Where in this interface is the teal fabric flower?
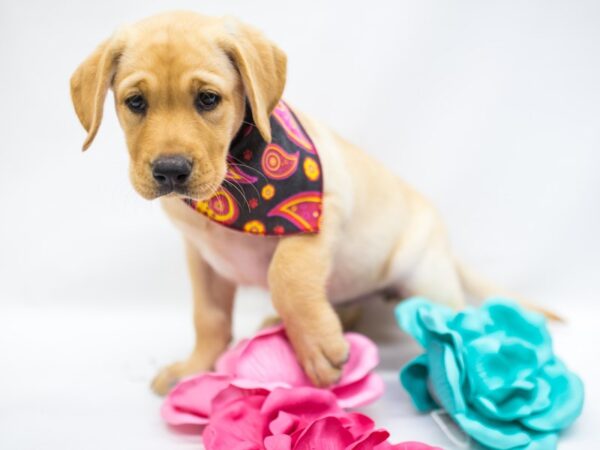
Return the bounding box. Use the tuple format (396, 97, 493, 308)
(395, 298, 584, 450)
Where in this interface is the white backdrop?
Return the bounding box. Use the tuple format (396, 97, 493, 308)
(1, 1, 598, 448)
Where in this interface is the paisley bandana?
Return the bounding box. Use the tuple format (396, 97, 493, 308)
(184, 101, 323, 236)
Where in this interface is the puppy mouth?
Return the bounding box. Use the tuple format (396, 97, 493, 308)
(155, 181, 222, 201)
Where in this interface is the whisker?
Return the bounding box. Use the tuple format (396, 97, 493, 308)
(234, 177, 257, 208)
(202, 181, 220, 206)
(229, 162, 268, 181)
(227, 171, 261, 199)
(228, 178, 252, 211)
(228, 156, 269, 184)
(223, 179, 251, 213)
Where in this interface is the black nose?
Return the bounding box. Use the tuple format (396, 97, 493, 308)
(152, 156, 192, 188)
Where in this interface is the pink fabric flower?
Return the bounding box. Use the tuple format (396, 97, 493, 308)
(162, 325, 384, 426)
(202, 385, 441, 450)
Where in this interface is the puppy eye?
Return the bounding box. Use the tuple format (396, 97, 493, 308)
(125, 94, 147, 114)
(195, 91, 220, 112)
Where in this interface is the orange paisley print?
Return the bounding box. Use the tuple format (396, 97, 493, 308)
(243, 220, 266, 235)
(261, 184, 276, 200)
(303, 157, 320, 181)
(193, 188, 239, 225)
(261, 144, 299, 180)
(267, 191, 322, 233)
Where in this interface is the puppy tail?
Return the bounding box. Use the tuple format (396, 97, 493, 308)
(455, 261, 564, 322)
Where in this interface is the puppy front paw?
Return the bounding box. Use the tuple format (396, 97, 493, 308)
(151, 358, 210, 396)
(291, 328, 350, 388)
(151, 361, 186, 396)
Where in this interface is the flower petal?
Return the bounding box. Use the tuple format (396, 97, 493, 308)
(521, 359, 584, 431)
(399, 355, 437, 412)
(417, 307, 466, 400)
(463, 335, 554, 422)
(215, 340, 249, 375)
(161, 373, 232, 426)
(426, 339, 466, 415)
(260, 387, 342, 425)
(448, 307, 491, 343)
(453, 410, 531, 449)
(465, 335, 538, 401)
(231, 326, 311, 386)
(517, 432, 558, 450)
(293, 416, 354, 450)
(216, 325, 287, 374)
(338, 333, 380, 386)
(403, 302, 469, 415)
(264, 434, 292, 450)
(269, 411, 300, 435)
(483, 300, 553, 365)
(395, 297, 453, 347)
(333, 373, 385, 409)
(345, 429, 389, 450)
(230, 379, 292, 391)
(202, 386, 268, 450)
(338, 412, 376, 439)
(472, 376, 551, 422)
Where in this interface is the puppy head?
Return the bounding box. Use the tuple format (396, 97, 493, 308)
(70, 12, 287, 200)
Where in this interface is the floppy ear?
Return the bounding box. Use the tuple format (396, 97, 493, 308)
(220, 19, 287, 143)
(70, 36, 125, 151)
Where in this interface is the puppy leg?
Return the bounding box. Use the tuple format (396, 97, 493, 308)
(259, 303, 362, 332)
(398, 244, 466, 309)
(268, 233, 349, 388)
(151, 240, 236, 395)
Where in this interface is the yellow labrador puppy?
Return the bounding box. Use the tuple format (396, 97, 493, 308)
(71, 11, 548, 395)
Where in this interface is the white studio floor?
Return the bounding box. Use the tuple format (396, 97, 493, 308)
(1, 289, 597, 450)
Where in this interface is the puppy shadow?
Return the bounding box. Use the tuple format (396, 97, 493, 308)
(165, 423, 205, 437)
(352, 297, 421, 371)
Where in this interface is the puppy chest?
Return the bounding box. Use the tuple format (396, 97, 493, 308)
(190, 225, 278, 287)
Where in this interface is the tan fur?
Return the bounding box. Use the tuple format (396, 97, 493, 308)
(71, 11, 555, 395)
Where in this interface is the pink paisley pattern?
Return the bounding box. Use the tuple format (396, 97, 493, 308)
(261, 144, 300, 180)
(272, 101, 317, 154)
(184, 100, 323, 235)
(267, 191, 322, 233)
